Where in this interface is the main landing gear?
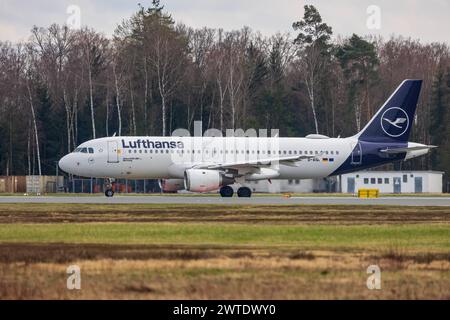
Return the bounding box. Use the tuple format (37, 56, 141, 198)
(219, 186, 252, 198)
(104, 178, 115, 198)
(220, 186, 234, 197)
(237, 187, 252, 198)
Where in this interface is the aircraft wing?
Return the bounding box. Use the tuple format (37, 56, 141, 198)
(194, 154, 321, 171)
(379, 145, 437, 154)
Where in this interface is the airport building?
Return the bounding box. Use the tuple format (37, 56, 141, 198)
(340, 171, 444, 194)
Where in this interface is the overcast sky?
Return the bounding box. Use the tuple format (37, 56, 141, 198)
(1, 0, 449, 43)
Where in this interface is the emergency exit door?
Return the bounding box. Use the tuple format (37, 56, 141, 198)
(351, 143, 362, 165)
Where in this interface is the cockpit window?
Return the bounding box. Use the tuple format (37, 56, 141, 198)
(73, 147, 94, 153)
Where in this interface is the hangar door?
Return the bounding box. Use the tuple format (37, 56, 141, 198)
(107, 141, 119, 163)
(347, 178, 355, 193)
(415, 177, 423, 193)
(393, 177, 401, 194)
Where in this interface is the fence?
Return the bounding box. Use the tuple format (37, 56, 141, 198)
(0, 176, 27, 193)
(65, 178, 161, 194)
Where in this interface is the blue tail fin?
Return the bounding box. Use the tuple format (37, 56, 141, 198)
(357, 80, 422, 143)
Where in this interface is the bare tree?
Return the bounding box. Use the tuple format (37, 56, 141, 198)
(293, 5, 333, 134)
(78, 28, 109, 139)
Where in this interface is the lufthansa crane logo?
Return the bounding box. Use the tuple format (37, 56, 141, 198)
(380, 107, 409, 137)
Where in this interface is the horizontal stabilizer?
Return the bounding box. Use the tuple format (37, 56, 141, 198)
(380, 145, 437, 154)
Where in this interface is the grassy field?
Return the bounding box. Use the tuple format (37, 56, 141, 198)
(0, 203, 449, 299)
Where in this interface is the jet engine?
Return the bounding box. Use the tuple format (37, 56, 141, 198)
(184, 169, 234, 192)
(159, 179, 185, 193)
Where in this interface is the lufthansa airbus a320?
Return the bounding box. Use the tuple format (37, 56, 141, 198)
(59, 80, 435, 198)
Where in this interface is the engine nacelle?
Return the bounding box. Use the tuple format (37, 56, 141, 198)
(184, 169, 234, 193)
(159, 179, 185, 193)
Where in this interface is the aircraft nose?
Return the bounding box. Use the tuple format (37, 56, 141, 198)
(58, 155, 71, 173)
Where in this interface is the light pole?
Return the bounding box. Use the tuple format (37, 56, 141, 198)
(55, 161, 59, 192)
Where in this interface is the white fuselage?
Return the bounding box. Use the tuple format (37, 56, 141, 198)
(59, 136, 355, 180)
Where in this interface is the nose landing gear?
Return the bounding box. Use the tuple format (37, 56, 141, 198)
(105, 189, 115, 198)
(104, 178, 115, 198)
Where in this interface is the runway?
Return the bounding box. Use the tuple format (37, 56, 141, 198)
(0, 195, 449, 206)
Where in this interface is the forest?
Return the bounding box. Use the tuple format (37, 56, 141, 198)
(0, 2, 449, 185)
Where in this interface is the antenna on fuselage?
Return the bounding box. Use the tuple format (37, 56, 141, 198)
(112, 132, 117, 137)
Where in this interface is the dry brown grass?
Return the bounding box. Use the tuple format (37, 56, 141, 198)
(1, 246, 449, 300)
(0, 203, 449, 225)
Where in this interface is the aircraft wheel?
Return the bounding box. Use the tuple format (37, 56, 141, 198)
(220, 186, 234, 198)
(105, 189, 114, 198)
(237, 187, 252, 198)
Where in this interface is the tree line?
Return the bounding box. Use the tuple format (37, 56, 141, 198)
(0, 2, 449, 185)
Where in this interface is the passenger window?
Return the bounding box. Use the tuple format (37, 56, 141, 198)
(364, 178, 369, 184)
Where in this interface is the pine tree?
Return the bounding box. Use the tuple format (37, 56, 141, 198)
(430, 66, 450, 179)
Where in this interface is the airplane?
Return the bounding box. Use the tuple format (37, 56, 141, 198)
(58, 80, 436, 198)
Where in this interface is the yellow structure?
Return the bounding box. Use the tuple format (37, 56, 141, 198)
(358, 189, 380, 198)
